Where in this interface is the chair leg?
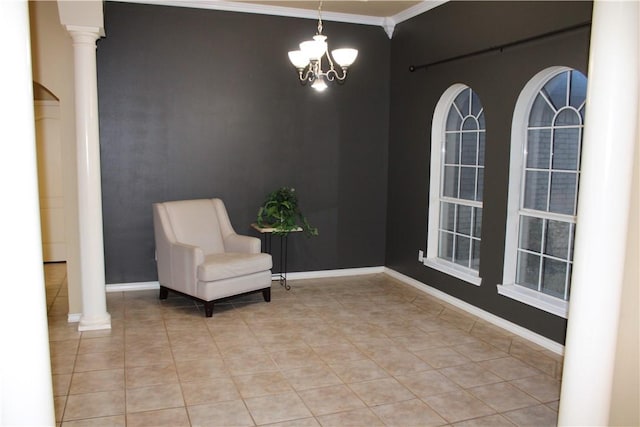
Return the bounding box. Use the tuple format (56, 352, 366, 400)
(262, 287, 271, 302)
(204, 301, 214, 317)
(159, 286, 169, 300)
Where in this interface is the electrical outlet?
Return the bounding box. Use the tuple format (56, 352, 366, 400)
(418, 250, 424, 262)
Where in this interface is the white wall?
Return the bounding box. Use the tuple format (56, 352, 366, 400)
(0, 1, 55, 424)
(29, 0, 82, 316)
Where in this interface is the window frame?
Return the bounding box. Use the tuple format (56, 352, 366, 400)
(424, 84, 484, 286)
(498, 66, 584, 318)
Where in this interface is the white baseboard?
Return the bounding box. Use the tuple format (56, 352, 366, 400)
(384, 267, 565, 355)
(281, 266, 385, 281)
(105, 268, 386, 293)
(67, 313, 81, 323)
(106, 281, 160, 292)
(104, 266, 563, 355)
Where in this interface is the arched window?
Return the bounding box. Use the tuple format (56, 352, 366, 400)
(424, 85, 485, 286)
(499, 67, 587, 317)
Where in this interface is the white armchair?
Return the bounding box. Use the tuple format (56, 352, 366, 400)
(152, 198, 272, 317)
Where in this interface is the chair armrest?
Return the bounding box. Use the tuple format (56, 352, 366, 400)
(224, 234, 261, 254)
(171, 242, 204, 296)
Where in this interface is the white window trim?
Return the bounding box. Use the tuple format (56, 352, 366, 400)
(425, 83, 482, 287)
(497, 284, 569, 318)
(424, 257, 482, 286)
(499, 66, 572, 318)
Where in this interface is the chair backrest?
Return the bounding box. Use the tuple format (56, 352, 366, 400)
(162, 199, 228, 255)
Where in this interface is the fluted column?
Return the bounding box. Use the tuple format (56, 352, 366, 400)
(558, 0, 639, 424)
(67, 26, 111, 331)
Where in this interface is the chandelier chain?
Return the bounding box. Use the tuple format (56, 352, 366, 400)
(317, 1, 323, 34)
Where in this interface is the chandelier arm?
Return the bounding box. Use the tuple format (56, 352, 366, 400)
(325, 68, 348, 81)
(325, 46, 336, 73)
(299, 69, 314, 82)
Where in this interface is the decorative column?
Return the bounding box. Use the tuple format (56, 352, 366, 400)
(558, 0, 639, 425)
(67, 25, 111, 331)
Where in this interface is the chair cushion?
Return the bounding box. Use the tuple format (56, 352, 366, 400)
(165, 199, 225, 255)
(198, 252, 272, 282)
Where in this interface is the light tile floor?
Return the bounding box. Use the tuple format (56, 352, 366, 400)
(45, 263, 563, 426)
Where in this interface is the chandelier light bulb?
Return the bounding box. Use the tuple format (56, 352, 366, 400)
(288, 50, 310, 69)
(299, 35, 327, 61)
(311, 76, 328, 92)
(331, 48, 358, 68)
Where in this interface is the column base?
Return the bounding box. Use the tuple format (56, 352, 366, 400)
(78, 312, 111, 331)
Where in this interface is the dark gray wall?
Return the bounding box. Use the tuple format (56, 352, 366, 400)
(98, 2, 390, 283)
(386, 1, 592, 344)
(98, 0, 592, 344)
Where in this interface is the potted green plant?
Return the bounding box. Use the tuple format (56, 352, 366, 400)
(256, 187, 318, 237)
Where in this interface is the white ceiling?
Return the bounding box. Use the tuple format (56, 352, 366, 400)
(119, 0, 447, 37)
(237, 1, 424, 17)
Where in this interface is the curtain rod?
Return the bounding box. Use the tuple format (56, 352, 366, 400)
(409, 21, 591, 72)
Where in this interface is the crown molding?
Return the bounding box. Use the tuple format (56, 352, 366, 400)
(391, 0, 448, 25)
(116, 0, 386, 25)
(112, 0, 447, 38)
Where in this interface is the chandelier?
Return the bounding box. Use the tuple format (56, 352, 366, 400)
(287, 2, 358, 92)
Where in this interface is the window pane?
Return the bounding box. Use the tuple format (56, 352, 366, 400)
(517, 251, 540, 290)
(446, 107, 462, 131)
(523, 171, 549, 211)
(471, 239, 481, 271)
(476, 168, 484, 202)
(440, 202, 456, 232)
(442, 166, 459, 198)
(549, 172, 577, 215)
(552, 128, 580, 171)
(526, 129, 551, 169)
(555, 109, 580, 126)
(519, 216, 543, 253)
(543, 72, 568, 111)
(439, 231, 454, 261)
(461, 131, 477, 165)
(471, 91, 483, 117)
(444, 133, 459, 164)
(478, 132, 485, 166)
(566, 264, 573, 300)
(569, 70, 587, 110)
(455, 235, 470, 268)
(457, 205, 472, 236)
(473, 207, 482, 238)
(529, 94, 555, 126)
(459, 167, 476, 200)
(478, 110, 485, 129)
(544, 220, 570, 259)
(462, 117, 478, 131)
(454, 89, 471, 116)
(542, 258, 568, 299)
(569, 223, 575, 259)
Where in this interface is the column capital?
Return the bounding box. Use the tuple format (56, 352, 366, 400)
(64, 25, 104, 41)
